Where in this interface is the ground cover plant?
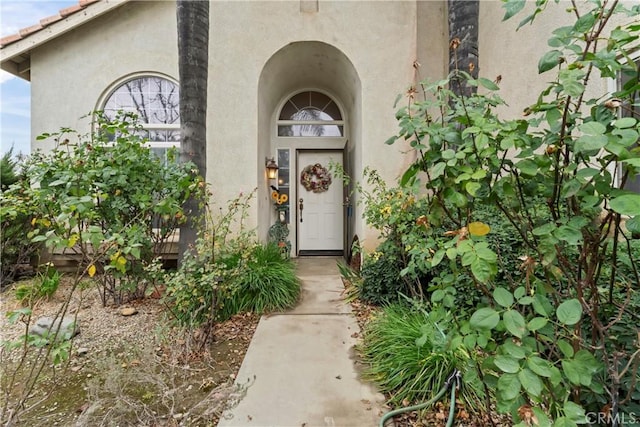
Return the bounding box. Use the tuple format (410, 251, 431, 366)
(355, 0, 640, 425)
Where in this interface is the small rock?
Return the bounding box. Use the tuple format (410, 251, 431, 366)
(29, 316, 80, 341)
(76, 347, 89, 356)
(121, 307, 138, 316)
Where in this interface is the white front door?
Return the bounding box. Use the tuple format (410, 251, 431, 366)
(297, 150, 344, 254)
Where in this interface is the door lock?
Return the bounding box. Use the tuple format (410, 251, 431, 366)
(299, 198, 304, 223)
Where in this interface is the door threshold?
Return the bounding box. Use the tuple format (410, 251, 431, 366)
(298, 250, 343, 257)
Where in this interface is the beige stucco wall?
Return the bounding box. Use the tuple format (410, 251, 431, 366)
(26, 0, 633, 255)
(31, 1, 178, 151)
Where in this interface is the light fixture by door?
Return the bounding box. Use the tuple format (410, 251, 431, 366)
(265, 157, 279, 180)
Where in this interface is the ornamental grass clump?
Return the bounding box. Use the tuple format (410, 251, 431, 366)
(360, 303, 485, 410)
(224, 243, 300, 318)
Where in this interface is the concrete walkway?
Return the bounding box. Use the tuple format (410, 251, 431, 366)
(218, 257, 386, 427)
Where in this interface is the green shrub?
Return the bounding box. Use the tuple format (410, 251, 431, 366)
(360, 302, 485, 409)
(360, 240, 411, 305)
(222, 243, 299, 319)
(0, 153, 40, 286)
(14, 264, 61, 305)
(27, 111, 198, 305)
(164, 190, 256, 327)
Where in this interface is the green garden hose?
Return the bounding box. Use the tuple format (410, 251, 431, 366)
(379, 369, 461, 427)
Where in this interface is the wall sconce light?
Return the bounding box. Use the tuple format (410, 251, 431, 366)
(265, 157, 279, 180)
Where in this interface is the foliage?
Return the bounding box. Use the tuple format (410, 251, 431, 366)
(14, 263, 61, 305)
(360, 240, 413, 305)
(0, 153, 40, 286)
(25, 111, 199, 305)
(356, 168, 432, 301)
(382, 0, 640, 424)
(0, 149, 19, 190)
(164, 190, 256, 328)
(360, 302, 485, 410)
(222, 243, 300, 319)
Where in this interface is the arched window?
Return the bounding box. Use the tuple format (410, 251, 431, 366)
(102, 75, 180, 160)
(277, 91, 344, 137)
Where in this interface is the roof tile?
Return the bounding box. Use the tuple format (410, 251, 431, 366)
(60, 4, 83, 18)
(0, 33, 22, 48)
(19, 23, 43, 38)
(40, 14, 64, 28)
(1, 0, 102, 49)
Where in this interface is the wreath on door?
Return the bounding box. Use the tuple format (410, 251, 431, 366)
(300, 163, 332, 193)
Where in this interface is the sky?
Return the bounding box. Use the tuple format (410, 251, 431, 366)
(1, 0, 77, 156)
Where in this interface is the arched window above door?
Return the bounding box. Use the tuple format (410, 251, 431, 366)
(277, 91, 344, 137)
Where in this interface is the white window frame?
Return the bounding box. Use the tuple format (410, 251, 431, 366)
(96, 72, 180, 159)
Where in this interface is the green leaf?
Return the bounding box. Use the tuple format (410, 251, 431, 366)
(471, 257, 494, 283)
(556, 299, 582, 326)
(503, 341, 527, 359)
(625, 215, 640, 235)
(527, 356, 553, 377)
(610, 194, 640, 216)
(470, 307, 500, 330)
(532, 294, 553, 317)
(538, 50, 562, 73)
(613, 117, 637, 129)
(561, 362, 582, 386)
(497, 373, 521, 400)
(580, 121, 606, 135)
(503, 309, 526, 338)
(431, 162, 446, 179)
(478, 77, 500, 91)
(384, 135, 398, 145)
(518, 368, 543, 397)
(531, 408, 552, 427)
(563, 401, 586, 422)
(554, 417, 578, 427)
(557, 339, 574, 358)
(465, 181, 481, 197)
(575, 134, 607, 153)
(495, 355, 521, 374)
(573, 12, 595, 33)
(554, 225, 582, 246)
(502, 0, 526, 21)
(527, 317, 548, 331)
(493, 287, 514, 308)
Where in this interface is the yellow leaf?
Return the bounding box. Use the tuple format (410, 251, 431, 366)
(68, 234, 79, 248)
(468, 221, 491, 236)
(88, 264, 96, 277)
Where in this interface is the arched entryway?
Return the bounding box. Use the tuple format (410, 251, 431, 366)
(257, 41, 362, 257)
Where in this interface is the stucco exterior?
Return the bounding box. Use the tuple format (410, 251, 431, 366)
(1, 0, 636, 256)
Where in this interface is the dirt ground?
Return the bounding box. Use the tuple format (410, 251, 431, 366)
(0, 277, 259, 426)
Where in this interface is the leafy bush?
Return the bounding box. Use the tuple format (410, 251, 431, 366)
(0, 154, 41, 286)
(222, 243, 299, 319)
(164, 190, 256, 327)
(360, 240, 412, 305)
(360, 302, 485, 409)
(383, 0, 640, 422)
(26, 111, 198, 305)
